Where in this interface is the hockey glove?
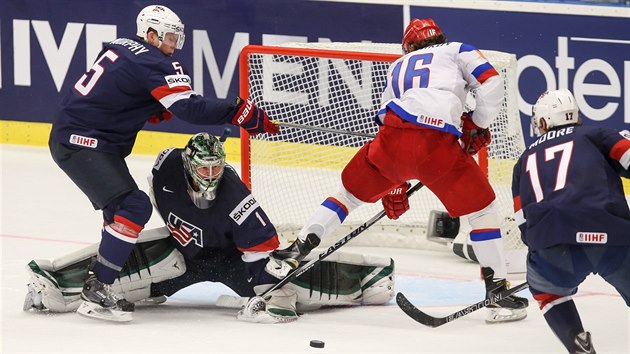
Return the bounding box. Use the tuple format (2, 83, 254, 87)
(264, 255, 295, 280)
(231, 97, 279, 135)
(382, 182, 411, 220)
(237, 285, 298, 323)
(460, 112, 491, 155)
(147, 110, 173, 124)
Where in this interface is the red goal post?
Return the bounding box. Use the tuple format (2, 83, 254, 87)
(238, 43, 525, 257)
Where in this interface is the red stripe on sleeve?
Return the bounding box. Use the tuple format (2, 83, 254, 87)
(150, 84, 191, 100)
(609, 139, 630, 161)
(513, 195, 522, 212)
(476, 68, 499, 84)
(238, 234, 280, 253)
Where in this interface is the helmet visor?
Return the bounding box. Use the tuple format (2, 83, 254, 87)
(163, 31, 185, 50)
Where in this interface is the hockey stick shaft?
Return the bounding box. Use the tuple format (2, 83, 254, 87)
(272, 120, 376, 139)
(396, 281, 529, 328)
(260, 182, 424, 298)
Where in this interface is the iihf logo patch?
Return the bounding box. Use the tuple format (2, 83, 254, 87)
(69, 134, 98, 148)
(167, 212, 203, 248)
(576, 232, 607, 244)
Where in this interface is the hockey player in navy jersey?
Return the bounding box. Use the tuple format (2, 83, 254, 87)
(275, 18, 528, 324)
(25, 133, 395, 323)
(512, 89, 630, 353)
(47, 5, 278, 322)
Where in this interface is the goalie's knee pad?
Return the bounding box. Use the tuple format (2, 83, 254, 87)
(112, 239, 186, 302)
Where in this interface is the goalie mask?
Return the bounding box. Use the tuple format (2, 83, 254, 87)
(182, 133, 226, 209)
(402, 18, 445, 54)
(531, 89, 580, 136)
(136, 5, 185, 50)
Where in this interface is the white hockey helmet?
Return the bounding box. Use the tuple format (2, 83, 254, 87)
(136, 5, 185, 50)
(531, 89, 579, 135)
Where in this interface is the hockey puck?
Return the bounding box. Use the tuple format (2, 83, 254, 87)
(309, 340, 325, 348)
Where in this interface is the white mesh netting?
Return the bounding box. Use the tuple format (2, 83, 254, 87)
(241, 42, 525, 251)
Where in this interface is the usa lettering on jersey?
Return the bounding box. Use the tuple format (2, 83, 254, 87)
(230, 194, 259, 225)
(167, 212, 203, 247)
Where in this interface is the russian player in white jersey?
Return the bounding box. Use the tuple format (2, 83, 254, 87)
(277, 18, 528, 323)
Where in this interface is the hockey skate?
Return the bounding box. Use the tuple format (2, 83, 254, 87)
(77, 273, 135, 322)
(482, 267, 528, 324)
(573, 331, 596, 354)
(272, 233, 320, 268)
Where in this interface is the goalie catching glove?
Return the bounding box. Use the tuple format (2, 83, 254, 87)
(460, 111, 491, 155)
(382, 182, 411, 220)
(231, 97, 279, 135)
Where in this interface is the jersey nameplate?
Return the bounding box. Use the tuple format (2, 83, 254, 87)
(230, 194, 259, 225)
(576, 232, 607, 244)
(153, 148, 175, 171)
(69, 134, 98, 148)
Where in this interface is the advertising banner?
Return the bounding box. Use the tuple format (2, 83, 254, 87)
(1, 1, 627, 145)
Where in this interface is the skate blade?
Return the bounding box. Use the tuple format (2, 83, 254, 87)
(485, 307, 527, 324)
(77, 301, 133, 322)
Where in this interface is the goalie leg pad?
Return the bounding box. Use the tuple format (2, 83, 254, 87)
(111, 239, 186, 302)
(23, 238, 185, 312)
(24, 260, 83, 312)
(288, 252, 395, 311)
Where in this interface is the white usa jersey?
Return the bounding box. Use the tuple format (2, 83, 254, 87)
(377, 42, 503, 135)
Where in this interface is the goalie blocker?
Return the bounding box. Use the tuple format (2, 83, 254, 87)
(23, 227, 395, 313)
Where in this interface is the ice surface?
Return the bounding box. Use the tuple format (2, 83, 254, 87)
(1, 145, 628, 353)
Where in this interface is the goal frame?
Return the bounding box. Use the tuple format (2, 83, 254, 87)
(238, 44, 489, 189)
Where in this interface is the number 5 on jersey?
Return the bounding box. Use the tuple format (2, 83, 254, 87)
(74, 50, 119, 96)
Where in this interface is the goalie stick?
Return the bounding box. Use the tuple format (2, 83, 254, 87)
(256, 182, 424, 300)
(272, 120, 376, 139)
(396, 281, 529, 328)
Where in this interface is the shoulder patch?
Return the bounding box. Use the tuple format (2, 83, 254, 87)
(165, 74, 192, 89)
(153, 148, 175, 171)
(230, 194, 260, 226)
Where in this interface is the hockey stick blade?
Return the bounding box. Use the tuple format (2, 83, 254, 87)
(272, 120, 375, 139)
(396, 281, 529, 328)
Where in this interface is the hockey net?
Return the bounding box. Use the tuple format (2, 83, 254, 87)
(238, 43, 525, 254)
